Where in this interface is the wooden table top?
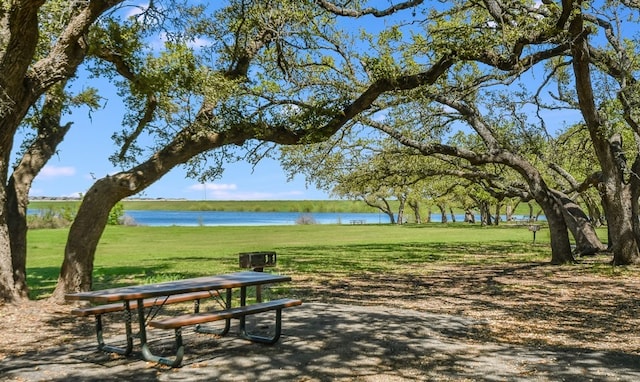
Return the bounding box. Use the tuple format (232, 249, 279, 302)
(65, 271, 291, 303)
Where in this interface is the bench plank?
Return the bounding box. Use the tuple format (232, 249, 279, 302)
(71, 290, 219, 317)
(149, 298, 302, 329)
(143, 298, 302, 367)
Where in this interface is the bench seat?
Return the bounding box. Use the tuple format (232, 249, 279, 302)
(72, 290, 220, 356)
(144, 298, 302, 367)
(149, 298, 302, 329)
(71, 290, 218, 317)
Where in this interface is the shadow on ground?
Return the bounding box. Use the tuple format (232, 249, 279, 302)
(2, 303, 640, 381)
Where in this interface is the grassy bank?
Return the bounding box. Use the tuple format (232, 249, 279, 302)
(26, 223, 555, 299)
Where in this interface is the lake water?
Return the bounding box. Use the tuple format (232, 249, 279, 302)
(123, 210, 539, 226)
(30, 208, 539, 226)
(124, 210, 388, 226)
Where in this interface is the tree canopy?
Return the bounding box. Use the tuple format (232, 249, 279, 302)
(284, 0, 640, 264)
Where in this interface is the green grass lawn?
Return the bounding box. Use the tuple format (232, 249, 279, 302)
(26, 223, 555, 299)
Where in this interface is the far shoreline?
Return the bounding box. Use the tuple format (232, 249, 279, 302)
(28, 198, 388, 214)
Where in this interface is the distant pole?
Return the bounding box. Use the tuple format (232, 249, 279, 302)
(203, 183, 206, 200)
(528, 224, 541, 244)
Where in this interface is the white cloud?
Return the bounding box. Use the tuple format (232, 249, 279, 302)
(65, 191, 84, 198)
(189, 183, 238, 192)
(39, 165, 76, 178)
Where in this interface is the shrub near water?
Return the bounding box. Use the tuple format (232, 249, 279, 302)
(28, 207, 76, 229)
(107, 201, 125, 225)
(295, 214, 317, 225)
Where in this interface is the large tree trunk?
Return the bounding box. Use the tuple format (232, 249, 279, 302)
(551, 190, 606, 256)
(408, 199, 422, 224)
(53, 178, 124, 298)
(630, 154, 640, 253)
(6, 183, 29, 298)
(602, 180, 638, 264)
(478, 201, 491, 226)
(437, 203, 447, 223)
(569, 13, 640, 264)
(0, 136, 31, 302)
(535, 188, 575, 264)
(494, 201, 502, 226)
(0, 0, 46, 303)
(396, 194, 407, 224)
(7, 86, 72, 298)
(0, 208, 20, 302)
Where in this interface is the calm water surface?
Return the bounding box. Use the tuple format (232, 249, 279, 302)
(29, 208, 539, 226)
(124, 210, 387, 226)
(123, 210, 539, 226)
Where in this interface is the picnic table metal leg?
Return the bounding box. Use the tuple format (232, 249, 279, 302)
(124, 301, 134, 353)
(94, 302, 134, 356)
(237, 286, 283, 345)
(238, 308, 283, 345)
(195, 288, 231, 336)
(139, 297, 184, 367)
(135, 298, 146, 344)
(141, 337, 184, 368)
(140, 289, 232, 367)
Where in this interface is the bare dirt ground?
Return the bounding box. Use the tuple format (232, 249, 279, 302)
(285, 254, 640, 354)
(2, 254, 640, 381)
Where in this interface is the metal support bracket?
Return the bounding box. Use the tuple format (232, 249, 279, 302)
(94, 301, 134, 355)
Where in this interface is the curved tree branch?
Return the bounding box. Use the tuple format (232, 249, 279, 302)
(315, 0, 424, 17)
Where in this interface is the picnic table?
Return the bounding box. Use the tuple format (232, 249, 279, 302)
(65, 271, 301, 367)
